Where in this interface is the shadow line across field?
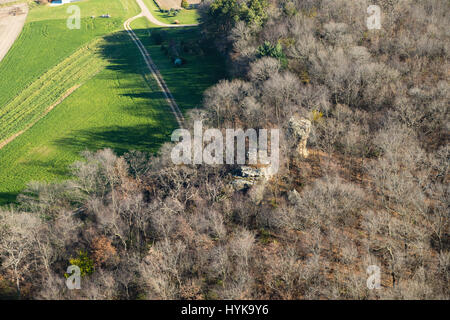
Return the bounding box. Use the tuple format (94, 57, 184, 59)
(0, 22, 225, 205)
(0, 30, 176, 205)
(53, 30, 177, 156)
(53, 26, 225, 157)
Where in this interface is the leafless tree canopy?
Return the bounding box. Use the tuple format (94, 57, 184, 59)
(0, 0, 448, 299)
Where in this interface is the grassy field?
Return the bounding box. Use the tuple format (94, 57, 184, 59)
(0, 31, 178, 204)
(143, 0, 199, 25)
(131, 17, 225, 112)
(0, 0, 225, 205)
(0, 39, 107, 143)
(0, 0, 141, 107)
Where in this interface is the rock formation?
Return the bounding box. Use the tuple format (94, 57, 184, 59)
(232, 166, 270, 191)
(287, 116, 311, 158)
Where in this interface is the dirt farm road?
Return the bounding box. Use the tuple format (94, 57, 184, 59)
(0, 3, 28, 63)
(124, 0, 198, 127)
(0, 0, 190, 150)
(136, 0, 198, 28)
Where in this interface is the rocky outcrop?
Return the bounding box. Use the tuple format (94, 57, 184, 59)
(232, 166, 273, 204)
(232, 178, 254, 191)
(232, 166, 272, 192)
(287, 189, 301, 205)
(287, 116, 311, 158)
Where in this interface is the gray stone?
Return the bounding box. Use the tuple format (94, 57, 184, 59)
(287, 116, 311, 158)
(232, 178, 255, 191)
(287, 189, 301, 205)
(240, 166, 264, 178)
(232, 166, 273, 192)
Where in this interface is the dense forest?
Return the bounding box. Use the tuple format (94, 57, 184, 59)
(0, 0, 448, 299)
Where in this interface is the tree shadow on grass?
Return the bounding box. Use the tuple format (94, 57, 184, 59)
(0, 161, 71, 206)
(22, 159, 71, 177)
(98, 31, 148, 78)
(0, 192, 18, 206)
(52, 31, 179, 157)
(98, 27, 226, 112)
(3, 26, 224, 206)
(1, 31, 175, 206)
(54, 124, 173, 156)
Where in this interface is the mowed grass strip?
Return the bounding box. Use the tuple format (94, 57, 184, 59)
(0, 38, 107, 144)
(130, 17, 226, 113)
(0, 0, 141, 108)
(0, 3, 226, 205)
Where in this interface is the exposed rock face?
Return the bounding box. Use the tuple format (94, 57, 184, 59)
(287, 116, 311, 158)
(232, 166, 272, 192)
(232, 166, 272, 204)
(232, 178, 254, 191)
(240, 166, 267, 178)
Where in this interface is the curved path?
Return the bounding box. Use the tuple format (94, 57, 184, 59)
(136, 0, 198, 28)
(124, 15, 185, 127)
(124, 0, 200, 127)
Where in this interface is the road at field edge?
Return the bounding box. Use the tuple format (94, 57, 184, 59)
(124, 0, 199, 127)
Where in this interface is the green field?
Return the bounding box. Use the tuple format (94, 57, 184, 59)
(0, 0, 140, 108)
(0, 39, 107, 143)
(0, 31, 178, 204)
(130, 17, 225, 111)
(144, 0, 200, 25)
(0, 0, 225, 205)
